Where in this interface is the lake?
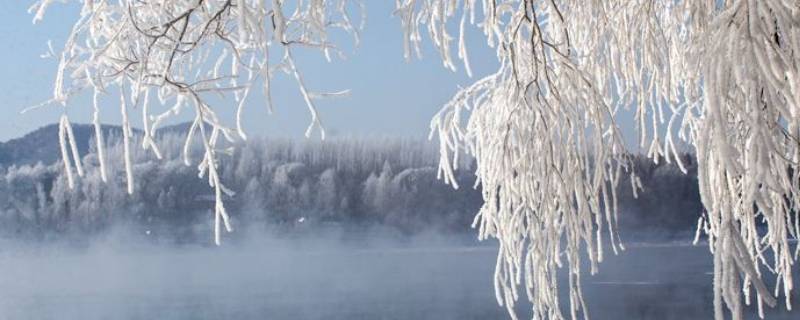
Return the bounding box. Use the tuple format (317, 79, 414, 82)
(0, 234, 798, 319)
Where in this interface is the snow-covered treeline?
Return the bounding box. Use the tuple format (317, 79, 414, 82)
(0, 132, 479, 240)
(0, 131, 700, 242)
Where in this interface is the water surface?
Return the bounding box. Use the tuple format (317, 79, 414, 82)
(1, 235, 797, 320)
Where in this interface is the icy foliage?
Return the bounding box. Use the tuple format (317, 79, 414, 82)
(398, 1, 685, 318)
(399, 1, 800, 319)
(687, 2, 800, 319)
(28, 0, 363, 245)
(29, 0, 800, 319)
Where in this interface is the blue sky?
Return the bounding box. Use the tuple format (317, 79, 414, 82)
(0, 2, 498, 142)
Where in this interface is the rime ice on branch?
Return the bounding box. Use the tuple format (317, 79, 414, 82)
(28, 0, 363, 245)
(30, 1, 800, 320)
(399, 1, 800, 320)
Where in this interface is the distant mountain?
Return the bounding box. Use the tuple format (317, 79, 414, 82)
(0, 123, 190, 167)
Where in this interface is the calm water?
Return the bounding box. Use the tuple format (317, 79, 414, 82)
(0, 235, 798, 320)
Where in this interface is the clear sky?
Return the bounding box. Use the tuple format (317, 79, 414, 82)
(0, 2, 498, 142)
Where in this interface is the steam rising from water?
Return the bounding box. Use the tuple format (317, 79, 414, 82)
(0, 227, 797, 319)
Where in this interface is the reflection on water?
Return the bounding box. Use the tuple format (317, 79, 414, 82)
(0, 235, 798, 320)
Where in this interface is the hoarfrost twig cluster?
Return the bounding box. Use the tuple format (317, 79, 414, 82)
(30, 0, 800, 319)
(28, 0, 363, 245)
(400, 0, 800, 319)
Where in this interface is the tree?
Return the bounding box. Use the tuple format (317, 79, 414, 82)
(315, 167, 339, 218)
(28, 0, 362, 245)
(30, 1, 800, 320)
(400, 2, 799, 319)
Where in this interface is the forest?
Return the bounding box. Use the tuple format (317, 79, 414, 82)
(0, 124, 701, 243)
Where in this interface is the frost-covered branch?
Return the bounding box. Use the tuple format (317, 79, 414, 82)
(29, 0, 363, 244)
(400, 1, 800, 319)
(29, 0, 800, 319)
(686, 1, 800, 319)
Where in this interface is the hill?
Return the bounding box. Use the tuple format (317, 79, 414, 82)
(0, 123, 192, 167)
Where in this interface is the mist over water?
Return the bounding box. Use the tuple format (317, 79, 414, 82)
(1, 227, 798, 320)
(0, 227, 503, 320)
(0, 129, 742, 319)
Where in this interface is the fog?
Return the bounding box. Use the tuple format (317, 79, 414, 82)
(2, 226, 798, 320)
(4, 126, 783, 319)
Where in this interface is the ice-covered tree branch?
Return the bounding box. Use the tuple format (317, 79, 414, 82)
(29, 0, 363, 244)
(400, 1, 799, 319)
(29, 0, 800, 319)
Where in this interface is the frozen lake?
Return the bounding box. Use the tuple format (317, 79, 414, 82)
(0, 235, 798, 320)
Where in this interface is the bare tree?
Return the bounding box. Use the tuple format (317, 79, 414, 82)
(30, 1, 800, 320)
